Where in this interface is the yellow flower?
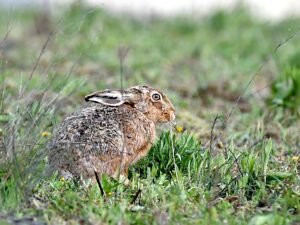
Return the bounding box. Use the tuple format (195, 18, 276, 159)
(292, 156, 299, 162)
(41, 131, 51, 137)
(60, 177, 65, 182)
(175, 125, 184, 133)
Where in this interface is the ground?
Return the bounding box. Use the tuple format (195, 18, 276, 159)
(0, 3, 300, 225)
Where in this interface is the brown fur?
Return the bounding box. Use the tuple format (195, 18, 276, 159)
(48, 86, 175, 180)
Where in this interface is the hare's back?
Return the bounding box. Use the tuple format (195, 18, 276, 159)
(49, 104, 125, 162)
(48, 102, 155, 178)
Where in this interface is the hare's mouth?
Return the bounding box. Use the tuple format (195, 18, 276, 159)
(170, 111, 176, 122)
(168, 119, 177, 129)
(167, 120, 176, 127)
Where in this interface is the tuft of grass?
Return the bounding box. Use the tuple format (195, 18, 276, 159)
(270, 66, 300, 115)
(130, 131, 203, 180)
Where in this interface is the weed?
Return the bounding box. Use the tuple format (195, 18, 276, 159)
(270, 66, 300, 115)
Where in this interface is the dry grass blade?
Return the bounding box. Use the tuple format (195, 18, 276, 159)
(130, 189, 142, 205)
(225, 26, 300, 124)
(94, 169, 105, 197)
(28, 30, 54, 81)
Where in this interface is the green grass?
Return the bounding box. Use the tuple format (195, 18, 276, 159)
(0, 2, 300, 224)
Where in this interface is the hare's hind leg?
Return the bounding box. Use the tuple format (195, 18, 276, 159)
(59, 170, 74, 180)
(97, 158, 130, 185)
(114, 164, 130, 186)
(58, 170, 92, 187)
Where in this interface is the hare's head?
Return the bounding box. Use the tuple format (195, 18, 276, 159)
(85, 85, 175, 124)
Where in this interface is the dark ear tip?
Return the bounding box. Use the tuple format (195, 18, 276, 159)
(85, 92, 98, 102)
(85, 95, 91, 102)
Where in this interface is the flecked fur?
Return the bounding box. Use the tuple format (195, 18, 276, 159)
(48, 86, 175, 180)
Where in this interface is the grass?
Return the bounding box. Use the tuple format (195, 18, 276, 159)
(0, 2, 300, 224)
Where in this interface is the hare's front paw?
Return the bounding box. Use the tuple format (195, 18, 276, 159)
(79, 177, 93, 188)
(60, 170, 74, 180)
(118, 174, 130, 186)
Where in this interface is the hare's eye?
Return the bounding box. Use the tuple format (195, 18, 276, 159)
(152, 93, 161, 101)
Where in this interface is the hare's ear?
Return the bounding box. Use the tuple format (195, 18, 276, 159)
(85, 90, 125, 106)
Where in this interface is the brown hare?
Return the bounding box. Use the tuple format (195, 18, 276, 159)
(48, 85, 175, 181)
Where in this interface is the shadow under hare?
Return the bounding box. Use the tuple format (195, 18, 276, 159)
(48, 85, 175, 181)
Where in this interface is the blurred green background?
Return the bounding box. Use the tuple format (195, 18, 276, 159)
(0, 2, 300, 224)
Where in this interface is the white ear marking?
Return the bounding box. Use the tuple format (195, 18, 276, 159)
(87, 97, 125, 106)
(85, 90, 126, 106)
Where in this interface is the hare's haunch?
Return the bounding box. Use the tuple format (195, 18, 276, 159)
(48, 85, 175, 180)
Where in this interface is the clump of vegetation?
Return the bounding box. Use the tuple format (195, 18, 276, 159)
(131, 132, 203, 179)
(270, 66, 300, 115)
